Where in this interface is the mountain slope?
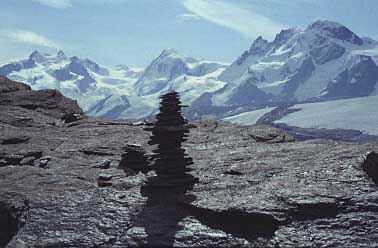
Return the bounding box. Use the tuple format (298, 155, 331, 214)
(0, 51, 142, 112)
(201, 20, 378, 111)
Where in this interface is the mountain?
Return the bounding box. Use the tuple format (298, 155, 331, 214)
(0, 49, 227, 119)
(0, 50, 142, 112)
(2, 20, 378, 120)
(190, 20, 378, 116)
(135, 49, 226, 96)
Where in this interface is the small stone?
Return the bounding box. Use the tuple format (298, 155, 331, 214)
(40, 156, 53, 161)
(98, 173, 113, 181)
(132, 121, 145, 126)
(24, 151, 43, 159)
(20, 156, 36, 166)
(38, 156, 53, 168)
(223, 170, 245, 176)
(98, 181, 113, 187)
(1, 136, 30, 145)
(38, 158, 52, 168)
(62, 113, 82, 123)
(4, 154, 24, 164)
(93, 159, 111, 169)
(186, 123, 197, 129)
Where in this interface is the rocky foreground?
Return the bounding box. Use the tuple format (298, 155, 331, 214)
(1, 76, 378, 248)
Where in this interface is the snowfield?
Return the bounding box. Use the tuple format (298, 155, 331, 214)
(275, 96, 378, 135)
(223, 107, 275, 125)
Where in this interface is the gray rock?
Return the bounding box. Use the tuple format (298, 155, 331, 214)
(0, 77, 83, 121)
(92, 159, 111, 169)
(0, 76, 31, 93)
(97, 181, 113, 187)
(98, 173, 113, 181)
(1, 83, 378, 247)
(37, 156, 53, 168)
(1, 136, 30, 145)
(19, 157, 36, 166)
(362, 151, 378, 184)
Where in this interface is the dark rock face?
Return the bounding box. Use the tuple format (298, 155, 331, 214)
(322, 55, 378, 99)
(87, 95, 131, 120)
(53, 68, 74, 81)
(228, 79, 272, 106)
(282, 57, 316, 98)
(309, 20, 364, 45)
(0, 197, 29, 247)
(310, 42, 346, 65)
(1, 82, 378, 247)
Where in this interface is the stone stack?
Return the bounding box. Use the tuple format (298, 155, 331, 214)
(146, 91, 197, 187)
(119, 144, 150, 174)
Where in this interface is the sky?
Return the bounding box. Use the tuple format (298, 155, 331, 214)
(0, 0, 378, 67)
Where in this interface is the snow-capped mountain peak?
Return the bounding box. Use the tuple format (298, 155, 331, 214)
(196, 19, 378, 114)
(29, 50, 47, 63)
(57, 50, 66, 57)
(306, 19, 363, 45)
(135, 49, 226, 96)
(2, 20, 376, 121)
(1, 48, 227, 120)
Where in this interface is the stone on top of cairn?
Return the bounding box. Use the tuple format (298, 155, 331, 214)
(145, 91, 198, 188)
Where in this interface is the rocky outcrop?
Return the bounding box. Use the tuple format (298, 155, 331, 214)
(1, 81, 378, 247)
(0, 77, 83, 123)
(0, 76, 31, 93)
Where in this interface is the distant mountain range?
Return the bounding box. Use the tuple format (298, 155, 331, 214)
(1, 20, 378, 120)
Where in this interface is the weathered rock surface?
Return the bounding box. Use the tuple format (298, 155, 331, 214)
(1, 78, 378, 247)
(0, 76, 31, 94)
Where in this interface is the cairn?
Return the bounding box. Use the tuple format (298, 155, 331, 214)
(145, 91, 198, 187)
(119, 144, 150, 174)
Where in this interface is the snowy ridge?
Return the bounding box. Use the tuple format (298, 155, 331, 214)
(197, 20, 378, 113)
(1, 49, 227, 119)
(1, 20, 378, 120)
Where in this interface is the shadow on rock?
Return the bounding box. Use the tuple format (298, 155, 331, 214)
(127, 181, 196, 248)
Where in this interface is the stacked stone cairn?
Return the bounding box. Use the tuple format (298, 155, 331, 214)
(119, 144, 150, 174)
(145, 91, 198, 188)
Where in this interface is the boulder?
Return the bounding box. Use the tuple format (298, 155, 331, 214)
(362, 151, 378, 184)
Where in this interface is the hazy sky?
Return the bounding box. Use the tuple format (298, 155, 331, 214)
(1, 0, 378, 67)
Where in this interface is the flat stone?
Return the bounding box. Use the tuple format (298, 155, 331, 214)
(19, 157, 36, 166)
(1, 136, 30, 145)
(97, 181, 113, 187)
(98, 173, 113, 181)
(93, 159, 111, 169)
